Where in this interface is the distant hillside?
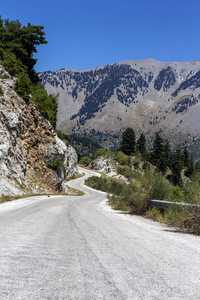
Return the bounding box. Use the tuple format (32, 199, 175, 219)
(39, 58, 200, 160)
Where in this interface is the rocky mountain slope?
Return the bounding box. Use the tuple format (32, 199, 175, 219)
(39, 58, 200, 159)
(0, 66, 78, 196)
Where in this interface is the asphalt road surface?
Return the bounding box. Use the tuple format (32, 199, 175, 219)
(0, 167, 200, 300)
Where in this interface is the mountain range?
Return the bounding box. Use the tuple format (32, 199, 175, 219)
(39, 58, 200, 160)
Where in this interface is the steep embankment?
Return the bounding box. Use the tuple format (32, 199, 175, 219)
(0, 66, 78, 196)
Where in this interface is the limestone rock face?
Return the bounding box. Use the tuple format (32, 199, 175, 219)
(0, 66, 78, 196)
(91, 156, 127, 181)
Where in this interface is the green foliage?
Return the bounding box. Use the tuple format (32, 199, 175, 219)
(138, 169, 172, 200)
(95, 148, 112, 157)
(79, 156, 91, 166)
(182, 147, 190, 167)
(120, 127, 136, 156)
(171, 145, 183, 185)
(195, 161, 200, 173)
(0, 16, 47, 82)
(115, 151, 129, 165)
(150, 133, 167, 174)
(31, 85, 58, 129)
(48, 157, 63, 172)
(166, 186, 184, 203)
(146, 207, 164, 223)
(132, 156, 140, 169)
(184, 154, 195, 179)
(86, 168, 172, 215)
(117, 166, 135, 180)
(56, 130, 71, 144)
(14, 73, 32, 100)
(2, 51, 26, 75)
(136, 133, 146, 154)
(71, 135, 100, 160)
(142, 161, 150, 170)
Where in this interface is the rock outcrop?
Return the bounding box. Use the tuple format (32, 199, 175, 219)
(0, 66, 78, 196)
(91, 156, 127, 180)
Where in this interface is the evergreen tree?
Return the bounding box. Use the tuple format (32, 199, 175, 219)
(150, 133, 167, 173)
(0, 16, 47, 82)
(163, 140, 172, 168)
(195, 161, 200, 173)
(185, 154, 195, 178)
(31, 85, 58, 129)
(182, 147, 190, 167)
(14, 73, 32, 100)
(171, 145, 183, 185)
(136, 133, 146, 154)
(120, 128, 136, 156)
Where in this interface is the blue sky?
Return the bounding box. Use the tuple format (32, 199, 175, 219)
(1, 0, 200, 72)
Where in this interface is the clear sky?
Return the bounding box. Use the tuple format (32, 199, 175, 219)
(1, 0, 200, 72)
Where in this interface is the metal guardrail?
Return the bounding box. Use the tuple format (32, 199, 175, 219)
(148, 199, 200, 209)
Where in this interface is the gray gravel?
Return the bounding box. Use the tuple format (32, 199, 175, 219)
(0, 167, 200, 300)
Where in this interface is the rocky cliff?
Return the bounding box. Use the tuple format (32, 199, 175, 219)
(0, 66, 78, 196)
(39, 59, 200, 159)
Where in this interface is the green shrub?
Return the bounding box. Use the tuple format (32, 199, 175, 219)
(146, 207, 164, 222)
(31, 85, 58, 129)
(115, 151, 129, 165)
(48, 157, 63, 172)
(117, 166, 134, 180)
(95, 148, 112, 157)
(142, 161, 150, 170)
(56, 130, 71, 144)
(182, 174, 200, 204)
(138, 169, 172, 200)
(166, 186, 184, 203)
(14, 73, 32, 100)
(132, 156, 140, 169)
(79, 156, 91, 166)
(2, 52, 27, 76)
(165, 206, 200, 234)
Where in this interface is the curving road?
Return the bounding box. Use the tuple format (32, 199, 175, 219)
(0, 167, 200, 299)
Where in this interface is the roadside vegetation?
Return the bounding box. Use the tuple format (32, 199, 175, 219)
(85, 128, 200, 235)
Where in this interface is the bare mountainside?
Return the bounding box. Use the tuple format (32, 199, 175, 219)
(39, 58, 200, 159)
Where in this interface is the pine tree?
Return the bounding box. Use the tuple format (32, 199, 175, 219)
(120, 128, 136, 156)
(163, 140, 172, 168)
(182, 147, 190, 167)
(171, 145, 183, 185)
(195, 161, 200, 173)
(0, 16, 47, 82)
(185, 154, 195, 178)
(150, 133, 167, 173)
(136, 133, 146, 154)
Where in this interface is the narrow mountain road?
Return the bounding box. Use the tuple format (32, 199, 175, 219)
(0, 168, 200, 300)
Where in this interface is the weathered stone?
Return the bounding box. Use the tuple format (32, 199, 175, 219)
(0, 66, 78, 196)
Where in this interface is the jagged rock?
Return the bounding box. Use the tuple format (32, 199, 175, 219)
(0, 66, 78, 196)
(91, 156, 127, 181)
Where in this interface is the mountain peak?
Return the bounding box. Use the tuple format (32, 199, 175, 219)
(39, 59, 200, 159)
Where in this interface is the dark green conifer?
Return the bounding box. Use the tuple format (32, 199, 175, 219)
(182, 147, 190, 167)
(120, 128, 136, 156)
(150, 133, 167, 173)
(185, 154, 195, 178)
(171, 145, 183, 185)
(136, 133, 146, 154)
